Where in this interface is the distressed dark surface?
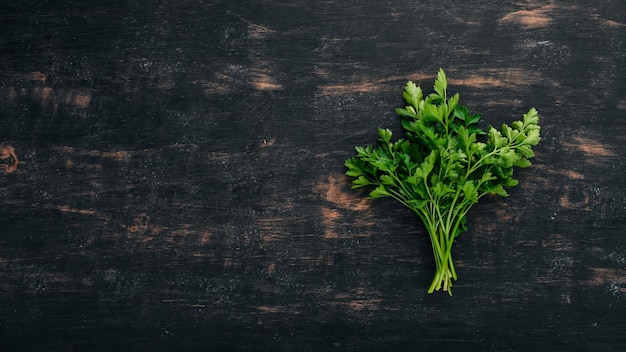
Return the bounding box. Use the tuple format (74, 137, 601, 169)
(1, 1, 625, 351)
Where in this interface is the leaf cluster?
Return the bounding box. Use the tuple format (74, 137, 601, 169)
(344, 69, 541, 294)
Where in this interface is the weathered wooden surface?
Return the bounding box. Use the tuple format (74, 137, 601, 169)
(1, 1, 625, 350)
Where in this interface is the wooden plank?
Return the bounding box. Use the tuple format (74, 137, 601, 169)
(1, 0, 625, 350)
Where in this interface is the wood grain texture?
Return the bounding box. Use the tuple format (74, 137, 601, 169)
(1, 0, 625, 351)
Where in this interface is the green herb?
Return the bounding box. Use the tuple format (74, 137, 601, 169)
(345, 69, 541, 295)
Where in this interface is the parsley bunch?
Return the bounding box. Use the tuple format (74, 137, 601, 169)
(345, 69, 541, 295)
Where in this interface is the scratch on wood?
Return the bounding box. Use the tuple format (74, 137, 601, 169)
(256, 305, 282, 313)
(317, 73, 432, 96)
(450, 68, 546, 89)
(318, 68, 545, 96)
(563, 170, 585, 180)
(316, 174, 369, 212)
(541, 233, 576, 252)
(562, 136, 617, 158)
(55, 88, 92, 108)
(54, 144, 198, 162)
(498, 5, 555, 29)
(255, 209, 296, 244)
(202, 63, 283, 92)
(2, 72, 92, 114)
(63, 158, 103, 171)
(332, 288, 383, 311)
(55, 146, 131, 161)
(249, 76, 283, 91)
(533, 164, 585, 181)
(14, 71, 47, 84)
(318, 81, 387, 95)
(313, 174, 380, 239)
(55, 205, 99, 216)
(321, 207, 341, 239)
(240, 16, 277, 40)
(345, 298, 382, 311)
(193, 75, 235, 94)
(586, 268, 626, 294)
(256, 304, 301, 314)
(591, 13, 626, 27)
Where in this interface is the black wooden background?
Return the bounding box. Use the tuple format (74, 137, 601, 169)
(1, 1, 625, 351)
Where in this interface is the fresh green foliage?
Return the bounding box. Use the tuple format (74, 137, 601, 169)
(345, 69, 541, 295)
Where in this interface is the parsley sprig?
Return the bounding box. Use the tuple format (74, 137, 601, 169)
(345, 69, 541, 295)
